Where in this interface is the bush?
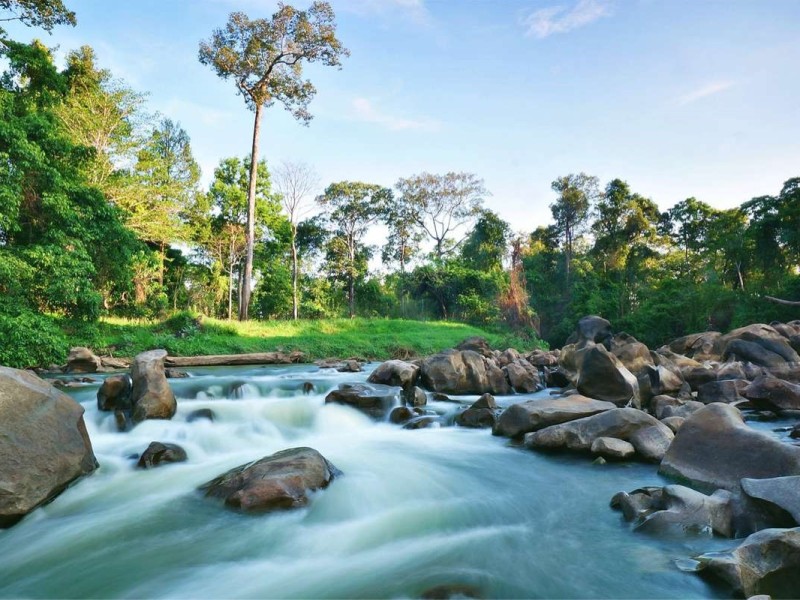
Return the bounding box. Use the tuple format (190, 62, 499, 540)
(0, 309, 69, 368)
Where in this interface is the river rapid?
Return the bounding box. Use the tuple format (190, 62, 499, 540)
(0, 363, 733, 599)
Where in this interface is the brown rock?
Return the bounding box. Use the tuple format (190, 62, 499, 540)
(131, 350, 176, 424)
(493, 395, 615, 438)
(65, 347, 102, 373)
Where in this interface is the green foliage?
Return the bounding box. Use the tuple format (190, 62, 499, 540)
(0, 0, 75, 35)
(0, 309, 69, 368)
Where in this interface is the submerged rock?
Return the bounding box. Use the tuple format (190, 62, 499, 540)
(131, 350, 176, 424)
(0, 367, 98, 527)
(136, 442, 187, 469)
(199, 447, 340, 513)
(659, 403, 800, 493)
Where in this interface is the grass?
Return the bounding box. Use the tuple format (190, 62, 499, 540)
(63, 314, 545, 363)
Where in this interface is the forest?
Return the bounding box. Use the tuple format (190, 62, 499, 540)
(1, 0, 799, 368)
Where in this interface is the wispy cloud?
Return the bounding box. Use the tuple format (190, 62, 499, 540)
(351, 97, 441, 132)
(677, 81, 736, 106)
(521, 0, 612, 39)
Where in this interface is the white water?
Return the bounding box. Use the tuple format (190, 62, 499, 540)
(0, 364, 731, 599)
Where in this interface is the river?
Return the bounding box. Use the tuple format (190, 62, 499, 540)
(0, 363, 733, 598)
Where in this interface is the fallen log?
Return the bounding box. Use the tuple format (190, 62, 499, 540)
(764, 295, 800, 307)
(165, 351, 305, 367)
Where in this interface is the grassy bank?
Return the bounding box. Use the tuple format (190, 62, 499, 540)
(2, 311, 544, 369)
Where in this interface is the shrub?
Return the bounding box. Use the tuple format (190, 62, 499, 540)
(0, 309, 69, 368)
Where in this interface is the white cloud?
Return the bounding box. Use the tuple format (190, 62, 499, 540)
(351, 97, 441, 132)
(677, 81, 736, 106)
(521, 0, 612, 39)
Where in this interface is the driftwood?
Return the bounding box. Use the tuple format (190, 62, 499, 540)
(165, 351, 305, 367)
(765, 295, 800, 307)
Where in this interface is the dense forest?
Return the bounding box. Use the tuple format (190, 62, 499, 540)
(1, 1, 799, 366)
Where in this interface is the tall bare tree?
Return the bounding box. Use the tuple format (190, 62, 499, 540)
(198, 2, 348, 320)
(275, 160, 318, 320)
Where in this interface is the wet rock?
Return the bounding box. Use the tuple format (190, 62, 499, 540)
(403, 416, 440, 430)
(610, 487, 663, 521)
(576, 345, 640, 407)
(302, 382, 315, 394)
(591, 436, 635, 460)
(420, 350, 511, 395)
(164, 369, 189, 379)
(743, 375, 800, 412)
(367, 360, 420, 390)
(131, 350, 176, 424)
(136, 442, 187, 469)
(114, 409, 131, 432)
(336, 360, 362, 373)
(199, 447, 340, 513)
(97, 374, 132, 412)
(525, 408, 673, 462)
(697, 379, 747, 404)
(405, 386, 427, 407)
(325, 383, 400, 419)
(65, 347, 102, 373)
(659, 403, 800, 493)
(493, 395, 615, 438)
(503, 360, 541, 393)
(0, 367, 98, 527)
(456, 394, 498, 428)
(741, 477, 800, 525)
(187, 408, 215, 423)
(544, 367, 571, 388)
(693, 527, 800, 598)
(390, 406, 416, 424)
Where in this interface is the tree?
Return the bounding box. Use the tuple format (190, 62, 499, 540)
(274, 160, 318, 319)
(549, 172, 599, 282)
(460, 209, 511, 272)
(317, 181, 390, 317)
(381, 199, 422, 274)
(0, 0, 75, 36)
(198, 2, 348, 320)
(396, 171, 487, 260)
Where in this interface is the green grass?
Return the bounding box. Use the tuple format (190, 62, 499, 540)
(62, 314, 544, 364)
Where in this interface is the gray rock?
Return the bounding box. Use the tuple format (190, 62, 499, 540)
(661, 416, 685, 433)
(725, 339, 788, 369)
(572, 315, 613, 348)
(659, 403, 800, 493)
(419, 350, 510, 395)
(743, 375, 800, 412)
(0, 367, 98, 527)
(324, 383, 399, 419)
(693, 527, 800, 598)
(576, 345, 640, 407)
(503, 360, 541, 393)
(741, 476, 800, 525)
(492, 395, 615, 438)
(456, 393, 498, 428)
(405, 385, 428, 407)
(525, 407, 673, 462)
(590, 436, 635, 459)
(630, 425, 674, 462)
(367, 360, 420, 390)
(199, 447, 340, 513)
(131, 350, 176, 424)
(697, 379, 747, 404)
(136, 442, 187, 469)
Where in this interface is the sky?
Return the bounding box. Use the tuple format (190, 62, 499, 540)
(6, 0, 800, 234)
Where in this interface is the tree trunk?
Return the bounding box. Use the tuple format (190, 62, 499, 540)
(291, 224, 298, 320)
(765, 295, 800, 307)
(240, 104, 263, 321)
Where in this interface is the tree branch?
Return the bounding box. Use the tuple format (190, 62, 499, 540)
(764, 295, 800, 307)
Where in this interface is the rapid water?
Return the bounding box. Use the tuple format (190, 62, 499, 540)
(0, 364, 733, 599)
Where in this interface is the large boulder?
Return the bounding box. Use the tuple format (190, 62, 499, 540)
(455, 336, 494, 358)
(611, 333, 653, 377)
(130, 350, 176, 424)
(659, 403, 800, 493)
(199, 447, 340, 513)
(455, 393, 498, 428)
(503, 359, 541, 393)
(741, 477, 800, 525)
(525, 408, 674, 462)
(96, 374, 132, 412)
(420, 350, 511, 395)
(666, 331, 722, 362)
(493, 395, 615, 438)
(696, 379, 747, 404)
(324, 383, 399, 419)
(719, 324, 800, 365)
(743, 375, 800, 412)
(65, 347, 102, 373)
(724, 339, 788, 368)
(693, 527, 800, 598)
(576, 345, 640, 407)
(570, 315, 613, 348)
(0, 367, 98, 527)
(366, 360, 419, 390)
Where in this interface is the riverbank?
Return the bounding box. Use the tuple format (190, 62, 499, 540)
(2, 311, 542, 369)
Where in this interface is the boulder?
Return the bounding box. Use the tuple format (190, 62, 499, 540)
(659, 403, 800, 493)
(96, 374, 132, 412)
(130, 350, 176, 424)
(497, 348, 522, 367)
(136, 442, 187, 469)
(716, 362, 748, 381)
(681, 365, 718, 391)
(654, 348, 701, 369)
(0, 367, 98, 527)
(724, 339, 788, 368)
(336, 360, 362, 373)
(661, 416, 685, 433)
(642, 364, 685, 400)
(199, 447, 340, 513)
(389, 406, 416, 424)
(405, 386, 428, 407)
(576, 345, 640, 407)
(367, 360, 420, 390)
(65, 347, 102, 373)
(611, 333, 653, 377)
(324, 383, 399, 419)
(743, 375, 800, 412)
(741, 477, 800, 525)
(720, 324, 800, 364)
(525, 408, 673, 462)
(456, 393, 498, 428)
(591, 437, 635, 460)
(697, 379, 747, 404)
(455, 336, 494, 358)
(503, 360, 541, 393)
(419, 350, 511, 395)
(164, 369, 190, 379)
(693, 527, 800, 598)
(526, 349, 559, 367)
(571, 315, 613, 348)
(492, 395, 615, 438)
(667, 331, 722, 361)
(651, 395, 704, 420)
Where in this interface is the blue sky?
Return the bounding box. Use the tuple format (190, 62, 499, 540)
(6, 0, 800, 233)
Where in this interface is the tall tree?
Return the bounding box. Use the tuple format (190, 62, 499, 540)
(460, 209, 511, 272)
(395, 171, 487, 260)
(381, 199, 422, 274)
(0, 0, 75, 36)
(274, 160, 318, 320)
(549, 172, 599, 282)
(198, 2, 348, 320)
(317, 181, 390, 318)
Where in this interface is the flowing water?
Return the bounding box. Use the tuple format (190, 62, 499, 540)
(0, 364, 734, 599)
